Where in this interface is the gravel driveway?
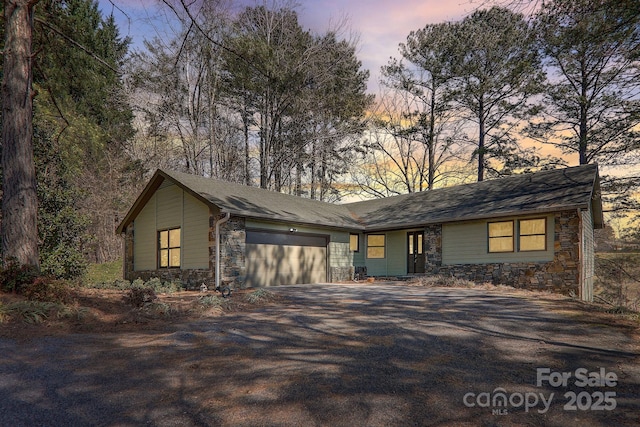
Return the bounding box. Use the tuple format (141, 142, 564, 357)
(1, 284, 639, 426)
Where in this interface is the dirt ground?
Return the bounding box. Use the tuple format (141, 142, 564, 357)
(0, 287, 265, 338)
(1, 283, 639, 426)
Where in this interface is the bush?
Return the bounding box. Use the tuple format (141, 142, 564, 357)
(40, 245, 87, 280)
(126, 287, 157, 307)
(143, 277, 183, 294)
(245, 289, 275, 304)
(22, 277, 75, 304)
(198, 294, 224, 308)
(0, 258, 39, 293)
(0, 301, 55, 324)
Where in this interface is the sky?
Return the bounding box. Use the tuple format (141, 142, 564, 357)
(98, 0, 478, 93)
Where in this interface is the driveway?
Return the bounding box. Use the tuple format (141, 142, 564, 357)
(1, 284, 639, 426)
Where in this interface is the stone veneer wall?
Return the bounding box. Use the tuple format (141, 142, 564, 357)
(423, 210, 582, 296)
(216, 215, 247, 288)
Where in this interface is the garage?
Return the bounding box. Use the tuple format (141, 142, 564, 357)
(245, 230, 328, 287)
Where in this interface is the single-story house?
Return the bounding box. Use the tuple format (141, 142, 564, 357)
(116, 164, 603, 301)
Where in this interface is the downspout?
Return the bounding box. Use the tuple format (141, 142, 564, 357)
(215, 212, 231, 290)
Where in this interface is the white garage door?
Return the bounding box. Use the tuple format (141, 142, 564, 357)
(245, 231, 328, 287)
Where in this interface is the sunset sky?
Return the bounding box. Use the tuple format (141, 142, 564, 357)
(99, 0, 477, 93)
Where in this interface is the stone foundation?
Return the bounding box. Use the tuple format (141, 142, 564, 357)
(127, 269, 213, 290)
(331, 266, 353, 282)
(423, 211, 582, 296)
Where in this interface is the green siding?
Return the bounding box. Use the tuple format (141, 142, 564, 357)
(352, 233, 365, 267)
(442, 214, 555, 265)
(156, 185, 182, 230)
(182, 192, 210, 269)
(133, 184, 210, 271)
(134, 194, 157, 270)
(363, 230, 406, 276)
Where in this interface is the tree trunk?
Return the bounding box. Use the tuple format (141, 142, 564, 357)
(427, 79, 436, 190)
(477, 97, 485, 182)
(579, 58, 588, 165)
(2, 0, 40, 269)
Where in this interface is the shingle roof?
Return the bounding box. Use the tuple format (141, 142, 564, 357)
(159, 169, 360, 229)
(117, 164, 602, 234)
(345, 164, 602, 231)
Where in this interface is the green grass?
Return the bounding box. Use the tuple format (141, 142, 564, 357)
(84, 260, 122, 285)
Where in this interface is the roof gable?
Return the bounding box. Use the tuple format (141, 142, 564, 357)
(117, 164, 602, 234)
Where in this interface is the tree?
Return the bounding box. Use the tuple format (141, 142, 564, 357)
(1, 0, 40, 269)
(2, 0, 136, 270)
(378, 21, 465, 191)
(452, 6, 544, 181)
(33, 0, 136, 264)
(34, 123, 89, 278)
(533, 0, 640, 166)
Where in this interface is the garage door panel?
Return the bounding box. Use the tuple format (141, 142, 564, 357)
(246, 240, 327, 287)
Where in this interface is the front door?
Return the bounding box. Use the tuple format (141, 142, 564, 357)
(407, 231, 425, 274)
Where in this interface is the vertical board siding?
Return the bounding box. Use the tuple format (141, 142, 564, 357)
(133, 194, 157, 271)
(442, 215, 555, 265)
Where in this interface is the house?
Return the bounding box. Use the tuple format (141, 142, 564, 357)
(116, 164, 603, 301)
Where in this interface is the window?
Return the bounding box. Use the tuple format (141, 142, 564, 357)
(159, 228, 181, 268)
(488, 221, 514, 253)
(367, 234, 385, 259)
(519, 218, 546, 251)
(350, 233, 360, 252)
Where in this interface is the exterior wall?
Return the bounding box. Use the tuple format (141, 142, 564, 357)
(125, 183, 213, 289)
(581, 208, 595, 302)
(245, 219, 353, 283)
(442, 214, 555, 264)
(364, 230, 407, 277)
(217, 215, 247, 288)
(424, 210, 583, 296)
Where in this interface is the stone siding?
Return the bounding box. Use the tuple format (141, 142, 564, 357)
(215, 215, 247, 288)
(330, 266, 353, 282)
(423, 211, 582, 296)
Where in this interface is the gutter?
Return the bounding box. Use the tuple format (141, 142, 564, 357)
(214, 212, 231, 290)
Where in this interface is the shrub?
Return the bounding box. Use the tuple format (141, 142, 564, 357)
(144, 277, 183, 294)
(245, 288, 275, 304)
(126, 287, 157, 307)
(144, 302, 172, 317)
(39, 245, 87, 280)
(0, 258, 39, 293)
(198, 294, 224, 308)
(22, 277, 75, 304)
(0, 301, 55, 324)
